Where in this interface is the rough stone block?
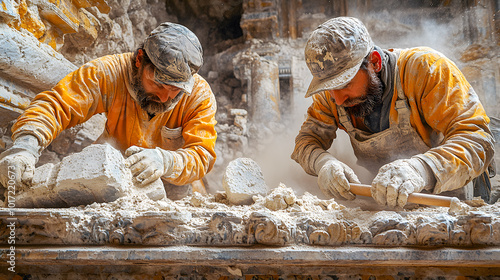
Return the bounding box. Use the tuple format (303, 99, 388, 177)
(223, 157, 268, 205)
(14, 163, 58, 208)
(55, 144, 131, 205)
(9, 143, 166, 208)
(32, 163, 57, 188)
(0, 24, 77, 91)
(132, 179, 166, 201)
(39, 1, 79, 34)
(0, 0, 19, 22)
(65, 9, 99, 48)
(30, 162, 67, 207)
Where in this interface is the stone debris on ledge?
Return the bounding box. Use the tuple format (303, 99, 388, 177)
(1, 183, 499, 247)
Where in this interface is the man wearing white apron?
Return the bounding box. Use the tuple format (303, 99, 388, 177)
(292, 17, 495, 208)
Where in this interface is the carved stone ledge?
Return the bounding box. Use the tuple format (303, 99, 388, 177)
(1, 246, 499, 278)
(0, 201, 499, 247)
(1, 185, 499, 278)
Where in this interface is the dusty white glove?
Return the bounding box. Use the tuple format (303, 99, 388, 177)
(124, 146, 174, 186)
(314, 153, 360, 200)
(371, 158, 435, 208)
(0, 135, 41, 190)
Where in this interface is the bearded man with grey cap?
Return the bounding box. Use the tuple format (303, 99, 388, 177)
(0, 22, 217, 199)
(291, 17, 495, 208)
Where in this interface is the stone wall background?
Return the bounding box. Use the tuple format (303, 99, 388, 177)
(0, 0, 498, 201)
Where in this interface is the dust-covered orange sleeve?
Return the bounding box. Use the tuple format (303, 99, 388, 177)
(398, 47, 494, 193)
(11, 59, 112, 148)
(291, 92, 340, 176)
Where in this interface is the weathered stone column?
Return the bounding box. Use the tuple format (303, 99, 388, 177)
(250, 56, 281, 124)
(233, 51, 281, 125)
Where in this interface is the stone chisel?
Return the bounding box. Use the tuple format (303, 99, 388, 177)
(349, 183, 455, 207)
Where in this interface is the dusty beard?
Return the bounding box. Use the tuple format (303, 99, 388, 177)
(131, 61, 183, 115)
(343, 68, 384, 118)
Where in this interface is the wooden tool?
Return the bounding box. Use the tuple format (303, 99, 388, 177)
(349, 183, 454, 207)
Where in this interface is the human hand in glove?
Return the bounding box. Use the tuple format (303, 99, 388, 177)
(371, 158, 435, 208)
(124, 146, 174, 186)
(315, 153, 361, 200)
(0, 135, 41, 190)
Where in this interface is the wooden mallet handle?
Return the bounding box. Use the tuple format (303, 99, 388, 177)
(349, 183, 454, 207)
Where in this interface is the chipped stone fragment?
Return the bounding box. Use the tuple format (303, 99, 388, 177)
(222, 157, 268, 205)
(131, 179, 166, 201)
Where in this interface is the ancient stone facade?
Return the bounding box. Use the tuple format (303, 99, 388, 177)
(0, 0, 499, 278)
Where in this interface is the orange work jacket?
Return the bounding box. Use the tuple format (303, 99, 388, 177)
(12, 53, 217, 186)
(292, 47, 494, 194)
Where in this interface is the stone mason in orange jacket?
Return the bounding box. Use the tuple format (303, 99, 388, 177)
(0, 22, 217, 198)
(292, 17, 495, 208)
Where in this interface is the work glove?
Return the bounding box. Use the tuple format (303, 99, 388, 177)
(314, 153, 360, 200)
(0, 135, 41, 190)
(124, 146, 174, 186)
(371, 158, 435, 208)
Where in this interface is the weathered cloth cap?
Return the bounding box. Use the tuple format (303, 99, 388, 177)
(305, 17, 373, 97)
(144, 22, 203, 94)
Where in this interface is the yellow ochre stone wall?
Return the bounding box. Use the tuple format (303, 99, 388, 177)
(0, 0, 109, 50)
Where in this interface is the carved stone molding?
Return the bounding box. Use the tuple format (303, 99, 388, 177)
(1, 204, 499, 247)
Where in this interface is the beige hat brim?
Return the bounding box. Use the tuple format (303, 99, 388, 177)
(305, 60, 363, 98)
